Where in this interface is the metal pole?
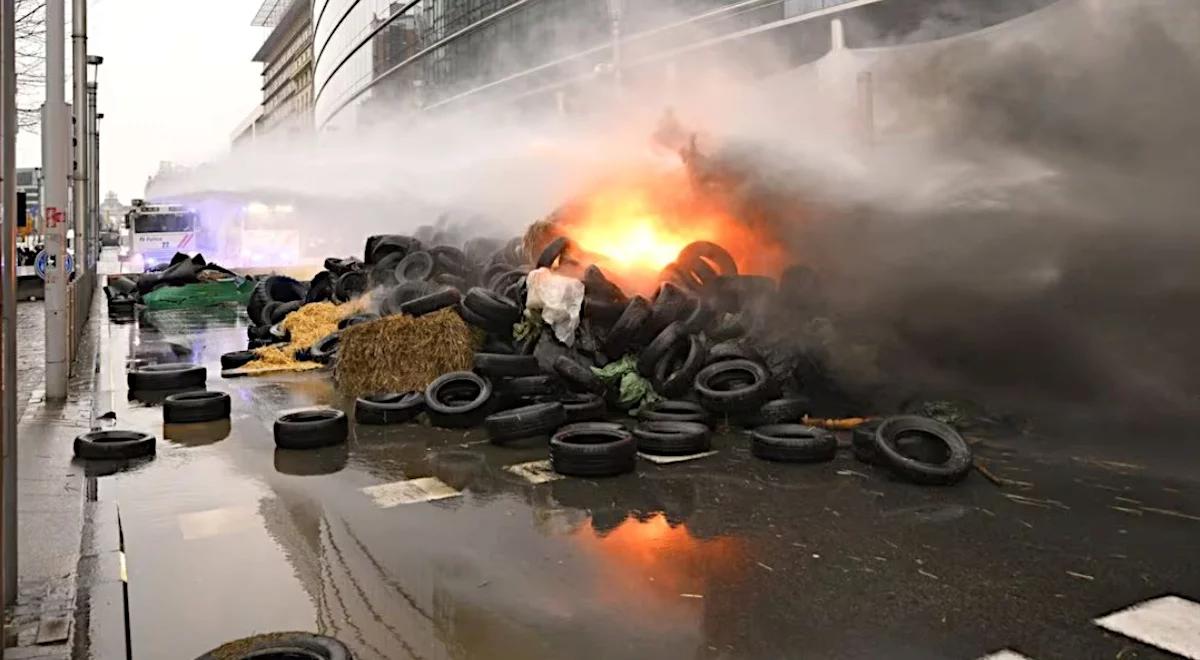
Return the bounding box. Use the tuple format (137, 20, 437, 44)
(2, 0, 20, 611)
(72, 0, 87, 279)
(44, 0, 68, 400)
(88, 83, 97, 270)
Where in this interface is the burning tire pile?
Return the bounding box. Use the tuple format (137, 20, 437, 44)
(238, 230, 973, 486)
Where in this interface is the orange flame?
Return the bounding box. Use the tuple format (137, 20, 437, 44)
(555, 170, 786, 294)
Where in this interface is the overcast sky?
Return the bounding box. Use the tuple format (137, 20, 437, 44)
(16, 0, 269, 202)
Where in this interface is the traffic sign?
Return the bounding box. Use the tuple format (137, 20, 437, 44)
(34, 250, 75, 280)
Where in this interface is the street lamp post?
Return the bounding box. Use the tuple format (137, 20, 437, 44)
(2, 0, 22, 611)
(72, 0, 89, 282)
(87, 55, 101, 272)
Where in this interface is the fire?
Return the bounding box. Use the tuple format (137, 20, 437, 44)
(551, 169, 787, 294)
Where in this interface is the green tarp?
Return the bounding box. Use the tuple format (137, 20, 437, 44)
(141, 278, 254, 310)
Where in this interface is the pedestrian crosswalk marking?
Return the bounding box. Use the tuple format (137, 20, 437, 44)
(503, 459, 563, 484)
(362, 477, 461, 508)
(1095, 595, 1200, 660)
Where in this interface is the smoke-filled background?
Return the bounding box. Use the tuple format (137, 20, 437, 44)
(155, 0, 1200, 423)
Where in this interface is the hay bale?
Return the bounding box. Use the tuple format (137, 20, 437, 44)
(334, 308, 480, 397)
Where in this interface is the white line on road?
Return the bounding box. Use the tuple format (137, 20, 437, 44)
(503, 459, 563, 484)
(362, 477, 461, 508)
(1095, 595, 1200, 659)
(977, 651, 1034, 660)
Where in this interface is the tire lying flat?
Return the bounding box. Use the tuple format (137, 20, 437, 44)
(550, 423, 636, 478)
(871, 415, 973, 485)
(74, 430, 156, 460)
(274, 409, 349, 450)
(485, 402, 566, 444)
(127, 363, 207, 391)
(194, 631, 351, 660)
(355, 392, 424, 425)
(163, 391, 231, 424)
(634, 421, 711, 455)
(751, 425, 836, 463)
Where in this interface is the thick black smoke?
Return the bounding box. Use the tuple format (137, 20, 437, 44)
(711, 0, 1200, 421)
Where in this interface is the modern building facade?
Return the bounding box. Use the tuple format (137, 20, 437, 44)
(252, 0, 316, 134)
(310, 0, 1057, 130)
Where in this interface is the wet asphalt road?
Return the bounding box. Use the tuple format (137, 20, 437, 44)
(89, 306, 1200, 660)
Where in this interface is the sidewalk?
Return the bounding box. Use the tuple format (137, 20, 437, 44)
(4, 283, 119, 659)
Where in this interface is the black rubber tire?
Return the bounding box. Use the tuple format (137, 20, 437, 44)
(324, 256, 363, 276)
(738, 398, 809, 428)
(695, 359, 769, 413)
(643, 283, 690, 342)
(259, 301, 280, 328)
(373, 250, 410, 285)
(582, 264, 626, 302)
(396, 251, 435, 282)
(603, 295, 650, 358)
(220, 351, 257, 371)
(553, 356, 605, 395)
(681, 296, 714, 334)
(707, 313, 747, 341)
(498, 375, 561, 400)
(310, 332, 341, 364)
(634, 421, 711, 455)
(334, 271, 369, 302)
(653, 334, 707, 398)
(474, 353, 542, 378)
(485, 402, 567, 444)
(274, 409, 348, 450)
(680, 253, 719, 287)
(73, 430, 156, 460)
(338, 312, 380, 330)
(269, 323, 291, 343)
(269, 300, 303, 325)
(379, 281, 435, 316)
(851, 420, 883, 465)
(195, 631, 352, 660)
(751, 425, 836, 462)
(536, 236, 570, 269)
(488, 268, 528, 295)
(560, 392, 606, 424)
(433, 273, 468, 291)
(550, 423, 636, 478)
(163, 391, 231, 424)
(366, 234, 421, 265)
(425, 372, 493, 428)
(583, 296, 625, 328)
(248, 275, 306, 326)
(463, 287, 521, 332)
(707, 340, 762, 366)
(247, 324, 274, 341)
(306, 271, 335, 303)
(637, 321, 687, 377)
(872, 415, 973, 485)
(355, 392, 424, 425)
(399, 287, 460, 317)
(430, 246, 468, 276)
(455, 303, 491, 330)
(678, 241, 738, 276)
(638, 400, 712, 426)
(127, 363, 206, 391)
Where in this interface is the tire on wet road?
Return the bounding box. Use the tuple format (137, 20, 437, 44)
(851, 420, 883, 465)
(695, 359, 769, 413)
(274, 409, 349, 450)
(559, 392, 606, 424)
(872, 415, 973, 485)
(485, 401, 566, 444)
(194, 631, 352, 660)
(127, 363, 207, 391)
(637, 400, 712, 427)
(634, 421, 711, 455)
(736, 397, 809, 428)
(425, 372, 493, 429)
(355, 392, 424, 425)
(163, 391, 231, 424)
(751, 425, 836, 463)
(220, 351, 257, 371)
(73, 430, 156, 460)
(550, 423, 636, 478)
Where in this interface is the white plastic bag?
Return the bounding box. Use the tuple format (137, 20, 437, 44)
(525, 268, 585, 345)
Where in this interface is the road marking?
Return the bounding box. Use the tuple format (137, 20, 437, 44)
(978, 652, 1033, 660)
(638, 450, 718, 465)
(1095, 595, 1200, 659)
(362, 477, 461, 508)
(177, 505, 260, 540)
(503, 459, 563, 484)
